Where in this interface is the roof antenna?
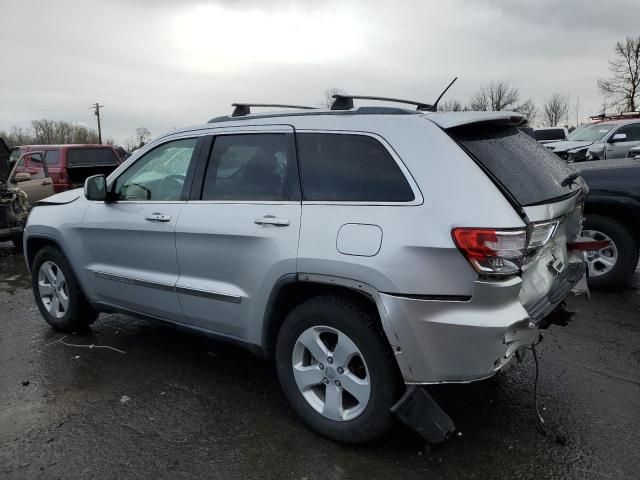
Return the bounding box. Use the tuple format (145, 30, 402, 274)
(427, 77, 458, 112)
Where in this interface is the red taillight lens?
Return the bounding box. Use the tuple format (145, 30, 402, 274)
(452, 227, 527, 275)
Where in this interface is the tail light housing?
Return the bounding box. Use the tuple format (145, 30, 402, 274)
(452, 228, 527, 276)
(453, 220, 563, 276)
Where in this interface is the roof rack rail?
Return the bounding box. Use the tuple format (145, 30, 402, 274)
(231, 103, 316, 117)
(331, 95, 433, 112)
(330, 77, 458, 113)
(590, 111, 640, 121)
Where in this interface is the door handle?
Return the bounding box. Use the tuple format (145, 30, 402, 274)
(254, 215, 290, 226)
(145, 213, 171, 222)
(41, 180, 52, 186)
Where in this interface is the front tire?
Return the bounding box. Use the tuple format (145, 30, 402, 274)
(31, 246, 98, 331)
(583, 215, 639, 290)
(276, 295, 402, 443)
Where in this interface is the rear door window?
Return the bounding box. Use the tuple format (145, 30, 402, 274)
(45, 150, 60, 165)
(296, 133, 414, 202)
(67, 148, 119, 166)
(201, 133, 298, 201)
(448, 125, 579, 206)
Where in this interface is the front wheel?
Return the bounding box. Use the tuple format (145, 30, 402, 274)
(583, 215, 639, 290)
(32, 246, 98, 331)
(275, 295, 402, 443)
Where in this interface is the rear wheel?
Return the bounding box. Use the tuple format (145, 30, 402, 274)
(32, 246, 98, 331)
(583, 215, 639, 290)
(276, 295, 402, 443)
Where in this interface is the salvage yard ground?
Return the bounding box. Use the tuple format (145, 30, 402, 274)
(1, 242, 639, 480)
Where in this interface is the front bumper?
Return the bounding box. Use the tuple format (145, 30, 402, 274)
(381, 260, 586, 384)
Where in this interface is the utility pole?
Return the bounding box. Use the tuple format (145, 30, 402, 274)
(92, 102, 104, 144)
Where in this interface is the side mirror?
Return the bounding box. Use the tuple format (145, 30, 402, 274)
(14, 172, 32, 183)
(610, 133, 627, 143)
(84, 174, 108, 201)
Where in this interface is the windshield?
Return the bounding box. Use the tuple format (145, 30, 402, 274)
(566, 124, 615, 142)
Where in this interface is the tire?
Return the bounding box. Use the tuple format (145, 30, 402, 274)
(583, 215, 639, 290)
(275, 295, 403, 443)
(31, 246, 98, 331)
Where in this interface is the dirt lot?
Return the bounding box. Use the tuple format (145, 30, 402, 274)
(1, 242, 639, 479)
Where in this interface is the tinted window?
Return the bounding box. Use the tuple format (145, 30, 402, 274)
(449, 126, 579, 206)
(67, 148, 119, 166)
(202, 134, 297, 201)
(114, 138, 198, 201)
(616, 123, 640, 142)
(297, 133, 414, 202)
(534, 129, 565, 141)
(45, 150, 60, 165)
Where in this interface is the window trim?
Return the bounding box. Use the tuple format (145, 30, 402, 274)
(295, 129, 423, 206)
(188, 126, 301, 203)
(106, 136, 204, 204)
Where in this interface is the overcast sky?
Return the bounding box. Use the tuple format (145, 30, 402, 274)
(1, 0, 638, 144)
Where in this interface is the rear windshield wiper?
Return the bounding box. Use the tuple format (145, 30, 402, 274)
(561, 170, 581, 188)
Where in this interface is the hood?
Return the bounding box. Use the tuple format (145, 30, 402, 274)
(0, 138, 10, 183)
(544, 140, 593, 153)
(34, 188, 82, 206)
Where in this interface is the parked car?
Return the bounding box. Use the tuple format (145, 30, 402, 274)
(546, 117, 640, 162)
(533, 127, 568, 144)
(14, 144, 121, 194)
(580, 158, 640, 289)
(24, 103, 591, 443)
(627, 145, 640, 159)
(0, 140, 54, 247)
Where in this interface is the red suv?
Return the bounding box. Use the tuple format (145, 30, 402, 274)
(14, 144, 121, 193)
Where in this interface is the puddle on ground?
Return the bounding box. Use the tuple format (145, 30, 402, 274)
(0, 241, 31, 292)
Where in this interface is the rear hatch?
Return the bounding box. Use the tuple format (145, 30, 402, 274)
(66, 147, 121, 186)
(431, 113, 587, 317)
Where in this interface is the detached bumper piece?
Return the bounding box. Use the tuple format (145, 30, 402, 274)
(391, 386, 456, 443)
(524, 261, 586, 326)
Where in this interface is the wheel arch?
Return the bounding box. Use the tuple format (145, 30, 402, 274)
(584, 199, 640, 245)
(261, 274, 402, 361)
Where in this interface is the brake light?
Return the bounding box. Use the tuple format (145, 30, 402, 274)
(452, 228, 527, 276)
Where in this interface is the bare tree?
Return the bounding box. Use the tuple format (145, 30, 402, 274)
(469, 81, 520, 111)
(321, 87, 347, 108)
(0, 119, 108, 146)
(542, 94, 569, 127)
(135, 127, 151, 148)
(598, 36, 640, 111)
(439, 99, 465, 111)
(515, 99, 538, 126)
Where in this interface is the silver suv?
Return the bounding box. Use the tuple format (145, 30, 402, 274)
(24, 100, 589, 443)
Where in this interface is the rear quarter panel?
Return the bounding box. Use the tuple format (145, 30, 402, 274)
(297, 117, 525, 296)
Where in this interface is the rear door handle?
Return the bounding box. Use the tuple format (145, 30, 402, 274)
(145, 213, 171, 222)
(41, 180, 52, 186)
(254, 215, 290, 226)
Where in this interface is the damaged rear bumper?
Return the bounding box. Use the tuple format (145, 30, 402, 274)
(380, 260, 587, 384)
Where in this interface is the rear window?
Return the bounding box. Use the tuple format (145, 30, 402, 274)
(67, 148, 119, 167)
(297, 133, 414, 202)
(534, 128, 565, 141)
(448, 125, 579, 206)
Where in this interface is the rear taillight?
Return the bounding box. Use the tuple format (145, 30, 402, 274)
(452, 228, 527, 276)
(524, 220, 559, 263)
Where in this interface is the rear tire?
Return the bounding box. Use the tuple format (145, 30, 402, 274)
(583, 215, 639, 290)
(31, 246, 98, 331)
(275, 295, 403, 443)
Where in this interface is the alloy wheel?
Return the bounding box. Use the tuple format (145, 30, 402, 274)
(291, 325, 371, 421)
(38, 261, 69, 319)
